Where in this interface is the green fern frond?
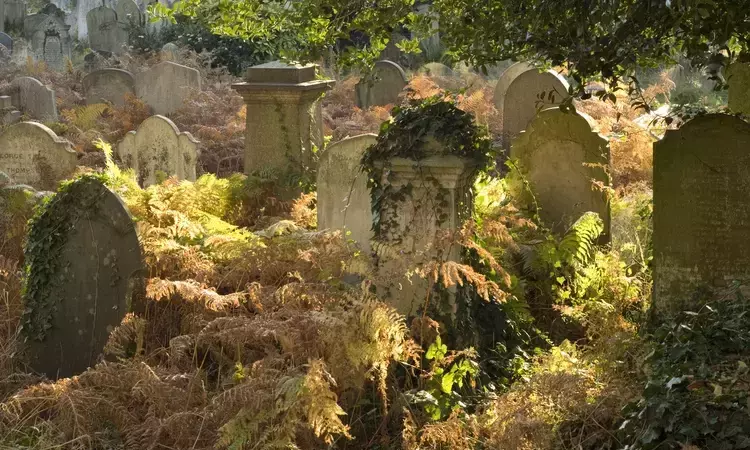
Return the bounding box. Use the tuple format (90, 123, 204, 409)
(559, 212, 604, 267)
(71, 103, 108, 130)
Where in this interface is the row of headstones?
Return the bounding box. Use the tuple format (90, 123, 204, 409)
(356, 61, 569, 147)
(0, 114, 198, 190)
(6, 60, 200, 125)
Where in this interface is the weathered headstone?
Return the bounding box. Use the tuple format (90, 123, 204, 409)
(87, 6, 128, 54)
(0, 95, 21, 125)
(370, 139, 480, 316)
(355, 60, 407, 109)
(135, 61, 201, 115)
(10, 77, 59, 122)
(0, 0, 26, 32)
(117, 115, 199, 187)
(23, 177, 144, 379)
(233, 61, 334, 181)
(511, 108, 610, 238)
(494, 63, 569, 149)
(0, 122, 77, 190)
(726, 63, 750, 115)
(0, 31, 12, 52)
(72, 0, 103, 40)
(83, 68, 136, 106)
(24, 5, 72, 71)
(317, 134, 376, 251)
(654, 114, 750, 313)
(115, 0, 142, 26)
(160, 42, 178, 61)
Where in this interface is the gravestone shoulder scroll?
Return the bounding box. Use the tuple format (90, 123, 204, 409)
(135, 61, 201, 116)
(511, 108, 611, 239)
(83, 68, 136, 106)
(355, 60, 408, 109)
(495, 63, 569, 149)
(22, 176, 144, 379)
(117, 114, 199, 187)
(316, 134, 376, 252)
(10, 76, 59, 122)
(0, 122, 77, 190)
(653, 114, 750, 313)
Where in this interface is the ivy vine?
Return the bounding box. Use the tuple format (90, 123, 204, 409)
(22, 174, 109, 342)
(360, 95, 495, 242)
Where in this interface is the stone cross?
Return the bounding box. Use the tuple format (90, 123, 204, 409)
(317, 134, 376, 252)
(83, 68, 136, 106)
(0, 121, 77, 190)
(232, 61, 334, 185)
(117, 114, 199, 187)
(494, 62, 569, 149)
(23, 177, 144, 379)
(355, 60, 408, 109)
(653, 114, 750, 313)
(135, 61, 201, 115)
(510, 108, 611, 239)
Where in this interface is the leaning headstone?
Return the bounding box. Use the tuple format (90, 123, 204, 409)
(160, 42, 178, 61)
(0, 31, 12, 52)
(317, 134, 376, 251)
(511, 108, 610, 239)
(135, 61, 201, 115)
(24, 5, 72, 71)
(10, 77, 59, 122)
(495, 63, 569, 149)
(0, 122, 77, 190)
(23, 177, 144, 379)
(726, 63, 750, 115)
(355, 60, 408, 109)
(117, 115, 199, 187)
(87, 6, 128, 54)
(115, 0, 143, 26)
(653, 114, 750, 314)
(233, 61, 334, 186)
(83, 68, 136, 106)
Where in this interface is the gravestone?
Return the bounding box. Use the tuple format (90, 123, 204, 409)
(0, 95, 20, 125)
(72, 0, 104, 40)
(420, 62, 454, 78)
(355, 60, 407, 109)
(726, 63, 750, 115)
(160, 42, 178, 61)
(115, 0, 142, 26)
(24, 6, 72, 71)
(0, 0, 26, 32)
(380, 31, 406, 64)
(511, 108, 610, 238)
(317, 134, 376, 251)
(135, 61, 201, 115)
(233, 61, 334, 183)
(23, 177, 144, 379)
(495, 62, 569, 149)
(117, 115, 199, 187)
(654, 114, 750, 313)
(0, 122, 77, 190)
(370, 138, 480, 316)
(10, 77, 59, 122)
(83, 68, 136, 106)
(87, 6, 127, 54)
(0, 31, 12, 52)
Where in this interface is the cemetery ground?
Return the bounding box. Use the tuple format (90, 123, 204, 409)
(0, 39, 745, 450)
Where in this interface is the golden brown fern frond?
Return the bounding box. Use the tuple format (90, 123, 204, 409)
(104, 313, 146, 359)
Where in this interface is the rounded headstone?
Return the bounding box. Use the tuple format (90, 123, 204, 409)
(355, 60, 408, 109)
(23, 177, 144, 379)
(161, 42, 179, 61)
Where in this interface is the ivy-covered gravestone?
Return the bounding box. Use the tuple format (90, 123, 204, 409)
(22, 175, 144, 379)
